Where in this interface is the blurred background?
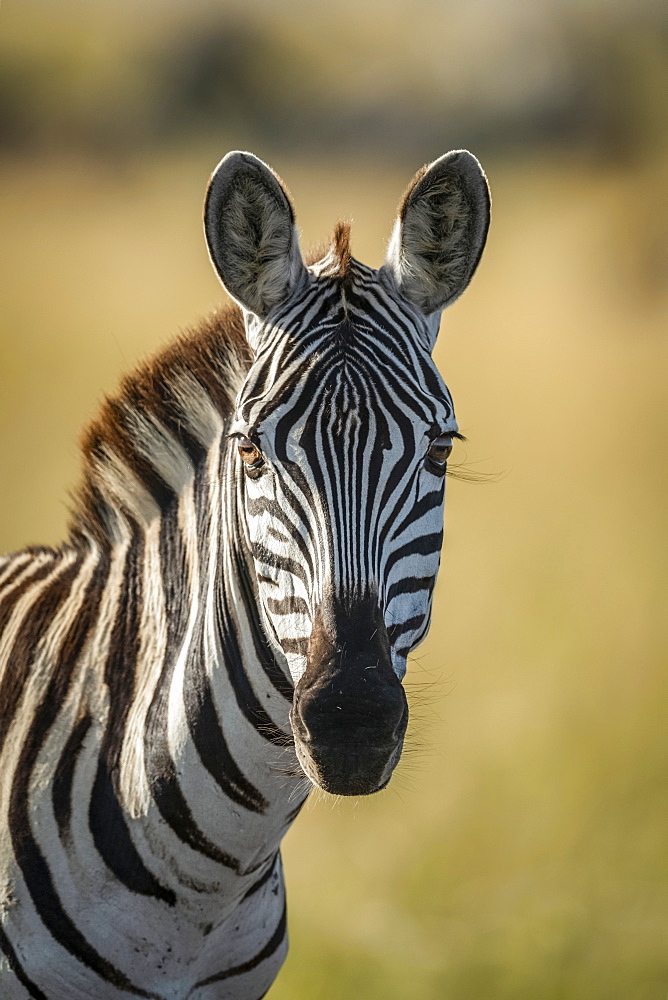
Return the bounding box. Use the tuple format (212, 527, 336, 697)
(1, 0, 667, 996)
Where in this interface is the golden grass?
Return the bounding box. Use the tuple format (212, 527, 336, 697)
(1, 149, 667, 998)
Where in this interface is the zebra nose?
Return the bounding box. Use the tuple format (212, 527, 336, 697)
(292, 667, 408, 749)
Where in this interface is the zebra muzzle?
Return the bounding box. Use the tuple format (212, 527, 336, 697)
(290, 598, 409, 795)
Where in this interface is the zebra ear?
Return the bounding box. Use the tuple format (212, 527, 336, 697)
(204, 151, 307, 318)
(383, 150, 490, 317)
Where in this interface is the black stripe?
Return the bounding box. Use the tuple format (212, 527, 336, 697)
(250, 541, 308, 588)
(353, 315, 438, 409)
(100, 401, 177, 512)
(386, 576, 435, 604)
(185, 649, 269, 814)
(9, 840, 160, 998)
(124, 379, 208, 468)
(0, 555, 76, 754)
(144, 504, 244, 870)
(375, 472, 420, 574)
(150, 761, 243, 870)
(397, 606, 433, 655)
(352, 289, 452, 403)
(0, 925, 49, 1000)
(354, 370, 431, 575)
(98, 526, 141, 773)
(52, 713, 93, 840)
(280, 637, 309, 656)
(390, 487, 444, 541)
(215, 549, 291, 742)
(265, 595, 309, 617)
(384, 531, 443, 577)
(190, 901, 287, 992)
(233, 546, 293, 702)
(0, 559, 35, 596)
(241, 853, 278, 901)
(90, 762, 177, 905)
(144, 499, 189, 783)
(388, 615, 425, 643)
(91, 525, 175, 905)
(247, 486, 315, 584)
(350, 370, 372, 581)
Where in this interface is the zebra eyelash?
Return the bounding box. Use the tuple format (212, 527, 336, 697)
(227, 428, 259, 444)
(431, 429, 466, 442)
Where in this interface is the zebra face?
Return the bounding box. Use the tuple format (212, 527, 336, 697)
(233, 278, 457, 682)
(205, 151, 490, 795)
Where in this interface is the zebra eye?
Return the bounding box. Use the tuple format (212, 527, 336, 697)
(237, 437, 264, 469)
(427, 435, 453, 468)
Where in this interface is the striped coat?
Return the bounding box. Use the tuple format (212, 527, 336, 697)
(0, 151, 490, 998)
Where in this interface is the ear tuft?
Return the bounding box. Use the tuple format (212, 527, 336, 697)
(204, 151, 306, 318)
(384, 150, 490, 315)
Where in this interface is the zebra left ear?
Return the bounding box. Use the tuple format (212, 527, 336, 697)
(382, 150, 490, 318)
(204, 151, 307, 319)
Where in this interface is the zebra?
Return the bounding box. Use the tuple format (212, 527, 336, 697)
(0, 149, 490, 999)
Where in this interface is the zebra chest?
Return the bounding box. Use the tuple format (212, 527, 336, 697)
(1, 843, 287, 999)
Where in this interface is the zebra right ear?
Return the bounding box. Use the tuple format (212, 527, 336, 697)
(382, 150, 490, 318)
(204, 151, 307, 319)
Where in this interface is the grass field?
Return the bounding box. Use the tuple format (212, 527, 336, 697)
(1, 148, 667, 998)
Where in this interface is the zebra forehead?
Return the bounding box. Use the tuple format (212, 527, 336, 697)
(239, 344, 452, 443)
(242, 313, 449, 412)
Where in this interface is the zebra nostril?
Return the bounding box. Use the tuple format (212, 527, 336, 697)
(293, 666, 408, 752)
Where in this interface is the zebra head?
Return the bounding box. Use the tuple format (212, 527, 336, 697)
(205, 152, 490, 796)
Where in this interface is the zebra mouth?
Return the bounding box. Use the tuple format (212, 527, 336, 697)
(292, 732, 405, 796)
(290, 687, 409, 796)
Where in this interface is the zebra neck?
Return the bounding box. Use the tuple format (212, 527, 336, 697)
(103, 437, 303, 870)
(60, 304, 302, 842)
(70, 302, 251, 548)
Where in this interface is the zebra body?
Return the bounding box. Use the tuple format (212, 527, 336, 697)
(0, 151, 490, 998)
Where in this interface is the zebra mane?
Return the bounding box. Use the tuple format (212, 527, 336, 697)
(71, 304, 251, 545)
